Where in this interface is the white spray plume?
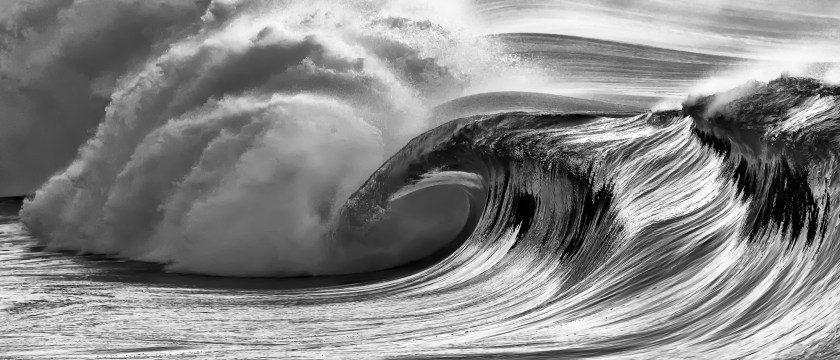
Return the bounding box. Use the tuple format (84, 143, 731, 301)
(18, 0, 503, 276)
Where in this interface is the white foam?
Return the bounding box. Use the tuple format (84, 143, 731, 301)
(19, 0, 501, 276)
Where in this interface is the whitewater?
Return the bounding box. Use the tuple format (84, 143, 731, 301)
(2, 0, 840, 359)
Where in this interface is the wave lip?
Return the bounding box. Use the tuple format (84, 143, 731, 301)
(333, 110, 629, 279)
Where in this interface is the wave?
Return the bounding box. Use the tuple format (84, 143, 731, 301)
(317, 76, 839, 357)
(8, 76, 840, 355)
(9, 2, 838, 278)
(340, 75, 839, 269)
(4, 1, 840, 358)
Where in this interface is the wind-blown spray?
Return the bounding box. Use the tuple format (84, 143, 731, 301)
(18, 0, 500, 276)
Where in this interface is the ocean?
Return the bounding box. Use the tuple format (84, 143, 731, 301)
(2, 1, 840, 359)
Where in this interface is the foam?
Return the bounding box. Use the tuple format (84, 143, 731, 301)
(19, 0, 494, 276)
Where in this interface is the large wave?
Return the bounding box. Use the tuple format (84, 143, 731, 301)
(321, 76, 840, 358)
(11, 1, 840, 284)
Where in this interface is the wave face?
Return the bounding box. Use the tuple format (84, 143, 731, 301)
(332, 77, 840, 358)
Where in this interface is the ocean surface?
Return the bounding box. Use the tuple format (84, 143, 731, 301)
(2, 1, 840, 359)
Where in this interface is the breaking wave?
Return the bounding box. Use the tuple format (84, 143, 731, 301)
(328, 76, 840, 358)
